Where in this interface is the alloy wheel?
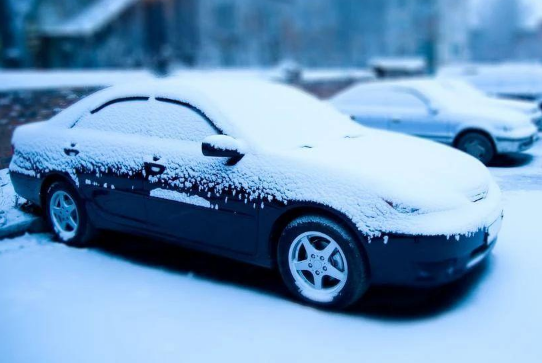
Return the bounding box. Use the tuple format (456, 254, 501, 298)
(288, 231, 348, 301)
(49, 190, 79, 239)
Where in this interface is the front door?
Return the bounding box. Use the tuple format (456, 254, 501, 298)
(138, 98, 259, 255)
(385, 91, 450, 143)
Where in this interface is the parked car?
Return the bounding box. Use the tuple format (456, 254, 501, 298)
(438, 63, 542, 107)
(438, 79, 542, 130)
(10, 78, 503, 309)
(330, 79, 539, 164)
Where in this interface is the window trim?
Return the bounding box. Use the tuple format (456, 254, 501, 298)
(90, 96, 150, 114)
(389, 87, 432, 111)
(71, 96, 150, 128)
(71, 96, 223, 136)
(155, 97, 223, 134)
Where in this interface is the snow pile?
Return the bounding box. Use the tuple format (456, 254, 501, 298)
(0, 169, 37, 236)
(0, 70, 155, 91)
(11, 77, 502, 237)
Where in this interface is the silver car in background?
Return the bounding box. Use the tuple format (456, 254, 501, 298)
(438, 79, 542, 130)
(330, 79, 539, 164)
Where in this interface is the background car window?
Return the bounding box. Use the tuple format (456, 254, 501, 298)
(338, 89, 427, 113)
(383, 91, 428, 112)
(75, 99, 217, 141)
(338, 90, 391, 106)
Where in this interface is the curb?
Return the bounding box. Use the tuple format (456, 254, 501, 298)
(0, 209, 46, 240)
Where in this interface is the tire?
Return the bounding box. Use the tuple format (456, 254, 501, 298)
(45, 181, 95, 247)
(456, 132, 495, 165)
(277, 215, 369, 310)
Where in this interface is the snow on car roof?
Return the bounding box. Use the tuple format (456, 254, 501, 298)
(54, 77, 363, 150)
(331, 78, 457, 106)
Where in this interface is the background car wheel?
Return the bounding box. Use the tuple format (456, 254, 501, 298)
(45, 181, 95, 247)
(456, 132, 495, 165)
(277, 215, 369, 309)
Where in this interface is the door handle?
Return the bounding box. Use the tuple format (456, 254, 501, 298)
(144, 162, 166, 176)
(391, 117, 401, 123)
(64, 148, 79, 156)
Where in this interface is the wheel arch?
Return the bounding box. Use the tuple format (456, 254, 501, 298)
(39, 172, 79, 208)
(453, 128, 497, 151)
(267, 203, 370, 273)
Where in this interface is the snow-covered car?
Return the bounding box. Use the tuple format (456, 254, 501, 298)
(438, 79, 542, 130)
(330, 79, 539, 164)
(438, 63, 542, 104)
(9, 78, 503, 309)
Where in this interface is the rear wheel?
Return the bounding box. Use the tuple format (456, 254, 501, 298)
(456, 132, 495, 165)
(45, 181, 94, 247)
(277, 215, 369, 309)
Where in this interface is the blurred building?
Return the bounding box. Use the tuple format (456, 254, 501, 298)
(1, 0, 470, 70)
(470, 0, 542, 62)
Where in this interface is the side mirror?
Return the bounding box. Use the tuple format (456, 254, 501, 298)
(202, 135, 246, 158)
(429, 106, 440, 116)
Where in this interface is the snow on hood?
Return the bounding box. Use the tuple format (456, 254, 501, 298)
(494, 98, 539, 115)
(291, 129, 491, 212)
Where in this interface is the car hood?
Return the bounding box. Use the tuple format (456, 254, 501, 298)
(445, 99, 534, 129)
(288, 128, 491, 213)
(494, 98, 538, 115)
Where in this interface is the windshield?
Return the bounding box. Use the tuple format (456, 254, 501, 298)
(405, 80, 482, 109)
(438, 79, 486, 98)
(200, 80, 363, 150)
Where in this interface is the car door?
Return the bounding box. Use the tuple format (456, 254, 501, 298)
(68, 97, 151, 228)
(333, 90, 392, 130)
(385, 90, 450, 142)
(140, 98, 259, 255)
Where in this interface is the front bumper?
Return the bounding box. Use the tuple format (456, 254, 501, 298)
(495, 133, 538, 153)
(365, 214, 503, 287)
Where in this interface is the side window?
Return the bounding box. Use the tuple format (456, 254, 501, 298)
(386, 91, 428, 112)
(337, 90, 395, 107)
(75, 98, 217, 141)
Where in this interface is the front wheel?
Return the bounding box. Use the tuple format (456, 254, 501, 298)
(45, 181, 95, 247)
(456, 132, 495, 165)
(277, 215, 369, 309)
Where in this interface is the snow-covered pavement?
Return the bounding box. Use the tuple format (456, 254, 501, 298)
(1, 144, 542, 363)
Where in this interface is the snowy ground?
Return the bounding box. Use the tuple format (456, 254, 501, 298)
(1, 144, 542, 362)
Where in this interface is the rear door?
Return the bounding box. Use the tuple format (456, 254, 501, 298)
(140, 98, 259, 255)
(69, 97, 151, 227)
(333, 90, 392, 130)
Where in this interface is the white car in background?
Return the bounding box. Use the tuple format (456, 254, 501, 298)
(439, 79, 542, 130)
(438, 63, 542, 105)
(330, 79, 539, 164)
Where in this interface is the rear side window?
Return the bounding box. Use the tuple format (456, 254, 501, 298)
(385, 91, 427, 112)
(75, 98, 217, 141)
(337, 90, 395, 106)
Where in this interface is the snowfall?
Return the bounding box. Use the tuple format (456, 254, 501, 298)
(1, 143, 542, 362)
